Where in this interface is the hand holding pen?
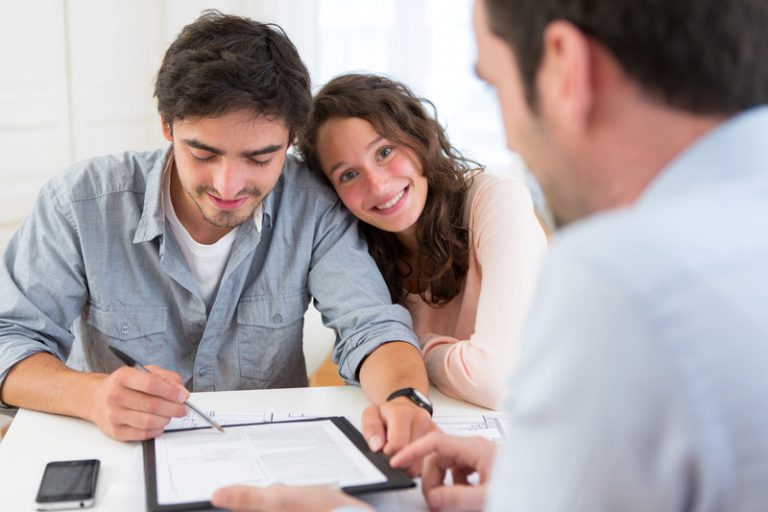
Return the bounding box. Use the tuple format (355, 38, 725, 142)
(107, 346, 224, 434)
(84, 345, 219, 441)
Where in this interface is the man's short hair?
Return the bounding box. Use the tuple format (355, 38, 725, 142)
(484, 0, 768, 115)
(154, 10, 311, 140)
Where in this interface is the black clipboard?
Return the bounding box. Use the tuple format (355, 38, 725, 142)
(143, 416, 415, 512)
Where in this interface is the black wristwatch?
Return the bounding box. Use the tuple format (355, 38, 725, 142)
(386, 387, 433, 417)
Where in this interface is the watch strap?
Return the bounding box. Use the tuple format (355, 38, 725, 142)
(386, 387, 433, 416)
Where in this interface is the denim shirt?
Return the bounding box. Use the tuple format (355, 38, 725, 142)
(0, 148, 417, 406)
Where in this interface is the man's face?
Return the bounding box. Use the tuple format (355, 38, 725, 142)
(163, 109, 290, 243)
(472, 0, 578, 227)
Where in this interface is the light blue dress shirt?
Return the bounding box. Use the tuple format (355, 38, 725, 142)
(488, 107, 768, 511)
(0, 149, 418, 407)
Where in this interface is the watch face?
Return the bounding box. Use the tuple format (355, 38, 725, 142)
(412, 388, 430, 405)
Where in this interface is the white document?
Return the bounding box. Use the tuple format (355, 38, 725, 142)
(154, 419, 387, 505)
(166, 410, 270, 431)
(167, 410, 510, 443)
(436, 414, 509, 442)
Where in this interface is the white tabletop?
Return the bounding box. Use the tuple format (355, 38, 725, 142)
(0, 386, 493, 511)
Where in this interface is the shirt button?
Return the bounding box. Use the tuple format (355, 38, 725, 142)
(198, 367, 208, 377)
(120, 324, 130, 335)
(272, 314, 283, 324)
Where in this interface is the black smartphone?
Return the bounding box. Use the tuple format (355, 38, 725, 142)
(35, 459, 100, 510)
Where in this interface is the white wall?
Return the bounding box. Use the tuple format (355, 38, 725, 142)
(0, 0, 521, 250)
(0, 2, 71, 246)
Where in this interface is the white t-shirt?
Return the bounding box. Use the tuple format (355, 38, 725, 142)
(162, 172, 262, 310)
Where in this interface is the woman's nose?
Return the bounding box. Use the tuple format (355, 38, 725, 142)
(365, 168, 392, 196)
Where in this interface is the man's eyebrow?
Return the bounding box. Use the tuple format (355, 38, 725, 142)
(183, 139, 224, 155)
(244, 144, 284, 157)
(182, 139, 284, 157)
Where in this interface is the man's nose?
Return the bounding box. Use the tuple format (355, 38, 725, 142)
(212, 160, 247, 198)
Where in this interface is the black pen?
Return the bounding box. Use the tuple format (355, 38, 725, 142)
(108, 345, 225, 433)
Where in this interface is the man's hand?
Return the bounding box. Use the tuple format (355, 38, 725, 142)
(211, 484, 372, 512)
(361, 397, 438, 474)
(88, 365, 189, 441)
(356, 341, 435, 471)
(390, 432, 496, 511)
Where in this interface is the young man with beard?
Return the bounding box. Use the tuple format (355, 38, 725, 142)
(0, 12, 434, 453)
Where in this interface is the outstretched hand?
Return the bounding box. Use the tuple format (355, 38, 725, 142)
(390, 431, 496, 511)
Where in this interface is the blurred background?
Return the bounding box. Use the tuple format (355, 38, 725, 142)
(0, 0, 528, 249)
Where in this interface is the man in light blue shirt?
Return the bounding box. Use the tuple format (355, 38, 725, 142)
(0, 12, 435, 449)
(210, 0, 768, 510)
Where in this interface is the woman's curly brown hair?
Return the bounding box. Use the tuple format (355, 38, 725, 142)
(298, 73, 482, 306)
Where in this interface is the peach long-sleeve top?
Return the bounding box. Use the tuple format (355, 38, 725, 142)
(407, 173, 548, 409)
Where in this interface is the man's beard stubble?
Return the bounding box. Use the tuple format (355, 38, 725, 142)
(188, 185, 263, 229)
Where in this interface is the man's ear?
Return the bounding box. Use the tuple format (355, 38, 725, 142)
(537, 21, 593, 135)
(161, 116, 173, 142)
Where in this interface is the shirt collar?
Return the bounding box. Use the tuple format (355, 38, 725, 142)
(134, 147, 170, 244)
(638, 105, 768, 207)
(255, 154, 294, 233)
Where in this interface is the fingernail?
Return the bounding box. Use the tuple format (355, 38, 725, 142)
(178, 390, 188, 402)
(368, 435, 383, 452)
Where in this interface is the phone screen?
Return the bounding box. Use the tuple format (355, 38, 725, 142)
(36, 459, 100, 503)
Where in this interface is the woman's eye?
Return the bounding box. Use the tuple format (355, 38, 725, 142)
(378, 146, 393, 160)
(339, 169, 358, 183)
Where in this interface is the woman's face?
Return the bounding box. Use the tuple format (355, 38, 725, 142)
(315, 117, 429, 238)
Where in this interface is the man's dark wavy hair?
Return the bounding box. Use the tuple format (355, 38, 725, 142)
(299, 74, 482, 306)
(154, 10, 311, 141)
(484, 0, 768, 114)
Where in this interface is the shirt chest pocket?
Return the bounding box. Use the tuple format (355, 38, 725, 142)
(236, 291, 308, 384)
(87, 306, 167, 363)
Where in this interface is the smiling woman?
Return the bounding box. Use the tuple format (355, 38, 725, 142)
(316, 116, 430, 239)
(299, 73, 548, 408)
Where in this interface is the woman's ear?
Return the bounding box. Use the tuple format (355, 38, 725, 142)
(537, 21, 594, 137)
(161, 116, 173, 142)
